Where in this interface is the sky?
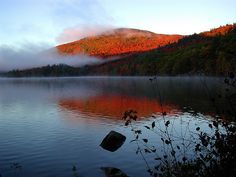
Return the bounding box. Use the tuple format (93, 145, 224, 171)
(0, 0, 236, 47)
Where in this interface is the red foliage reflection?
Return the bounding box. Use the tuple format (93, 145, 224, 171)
(59, 95, 178, 119)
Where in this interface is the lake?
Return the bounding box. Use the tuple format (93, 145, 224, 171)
(0, 77, 227, 177)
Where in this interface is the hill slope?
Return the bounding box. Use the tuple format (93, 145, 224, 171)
(84, 24, 236, 75)
(201, 24, 236, 37)
(4, 24, 236, 77)
(56, 28, 183, 58)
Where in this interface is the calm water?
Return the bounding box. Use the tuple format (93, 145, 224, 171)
(0, 77, 227, 177)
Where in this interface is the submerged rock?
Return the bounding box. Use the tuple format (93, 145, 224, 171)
(100, 131, 126, 152)
(101, 167, 130, 177)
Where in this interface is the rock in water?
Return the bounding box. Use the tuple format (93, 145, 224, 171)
(101, 167, 130, 177)
(100, 131, 126, 152)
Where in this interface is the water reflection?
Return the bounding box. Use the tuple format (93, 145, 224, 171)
(53, 76, 226, 121)
(59, 95, 177, 120)
(0, 77, 229, 177)
(0, 76, 227, 120)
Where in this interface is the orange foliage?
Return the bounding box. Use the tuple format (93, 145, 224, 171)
(201, 24, 236, 37)
(56, 28, 183, 59)
(59, 95, 178, 119)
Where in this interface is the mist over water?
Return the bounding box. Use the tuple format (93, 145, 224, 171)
(0, 77, 226, 177)
(0, 44, 102, 72)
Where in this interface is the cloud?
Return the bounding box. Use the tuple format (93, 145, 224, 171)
(0, 0, 114, 46)
(56, 25, 114, 44)
(0, 44, 102, 72)
(0, 0, 116, 72)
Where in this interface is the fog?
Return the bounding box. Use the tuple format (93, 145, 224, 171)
(56, 25, 114, 44)
(0, 44, 103, 72)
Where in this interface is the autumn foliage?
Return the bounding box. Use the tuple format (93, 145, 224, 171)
(56, 28, 183, 58)
(4, 24, 236, 77)
(201, 24, 236, 37)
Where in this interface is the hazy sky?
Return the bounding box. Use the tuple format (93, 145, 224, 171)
(0, 0, 235, 47)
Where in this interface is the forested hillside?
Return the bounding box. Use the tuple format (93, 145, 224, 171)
(57, 28, 182, 58)
(3, 24, 236, 77)
(85, 24, 236, 76)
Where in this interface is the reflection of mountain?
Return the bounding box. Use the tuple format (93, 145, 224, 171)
(1, 77, 226, 117)
(59, 95, 177, 119)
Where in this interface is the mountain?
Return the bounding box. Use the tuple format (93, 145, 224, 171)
(201, 24, 236, 37)
(83, 24, 236, 76)
(56, 28, 183, 58)
(4, 23, 236, 77)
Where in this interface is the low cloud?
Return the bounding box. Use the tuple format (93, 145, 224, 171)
(0, 44, 103, 72)
(56, 25, 114, 44)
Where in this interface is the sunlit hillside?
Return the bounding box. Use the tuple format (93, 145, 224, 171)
(201, 24, 236, 37)
(57, 28, 183, 58)
(4, 24, 236, 77)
